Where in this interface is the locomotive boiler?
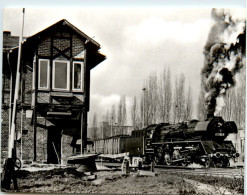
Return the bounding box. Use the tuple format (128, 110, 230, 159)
(145, 116, 239, 167)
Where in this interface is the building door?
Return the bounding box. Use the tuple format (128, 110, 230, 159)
(47, 126, 61, 164)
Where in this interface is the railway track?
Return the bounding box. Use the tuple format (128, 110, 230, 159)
(156, 167, 244, 179)
(99, 162, 244, 179)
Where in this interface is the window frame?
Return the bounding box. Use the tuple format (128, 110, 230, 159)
(72, 61, 84, 92)
(38, 59, 50, 90)
(52, 60, 70, 91)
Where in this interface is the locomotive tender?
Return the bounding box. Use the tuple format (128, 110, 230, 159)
(94, 116, 239, 167)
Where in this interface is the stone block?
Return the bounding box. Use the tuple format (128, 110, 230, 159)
(137, 170, 156, 177)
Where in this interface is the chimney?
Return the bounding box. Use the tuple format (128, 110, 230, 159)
(3, 31, 11, 36)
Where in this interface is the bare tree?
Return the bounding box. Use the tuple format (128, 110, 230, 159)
(131, 96, 139, 129)
(92, 112, 98, 141)
(122, 96, 127, 134)
(117, 99, 122, 135)
(173, 73, 186, 123)
(220, 88, 236, 121)
(117, 95, 127, 134)
(234, 68, 245, 129)
(173, 76, 179, 123)
(110, 104, 116, 136)
(197, 82, 207, 121)
(158, 68, 166, 123)
(102, 109, 110, 123)
(144, 72, 159, 126)
(178, 73, 186, 122)
(184, 84, 193, 120)
(158, 67, 172, 123)
(164, 67, 172, 123)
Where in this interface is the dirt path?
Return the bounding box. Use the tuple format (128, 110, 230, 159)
(1, 164, 244, 194)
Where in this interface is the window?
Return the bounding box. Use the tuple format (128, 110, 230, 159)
(38, 59, 50, 89)
(72, 61, 83, 91)
(52, 60, 70, 91)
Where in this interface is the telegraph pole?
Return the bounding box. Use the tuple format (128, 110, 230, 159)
(142, 88, 146, 128)
(111, 117, 113, 137)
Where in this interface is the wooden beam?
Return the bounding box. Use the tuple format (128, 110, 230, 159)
(49, 36, 53, 104)
(33, 52, 38, 162)
(50, 92, 73, 97)
(80, 107, 87, 154)
(52, 45, 71, 60)
(47, 111, 72, 116)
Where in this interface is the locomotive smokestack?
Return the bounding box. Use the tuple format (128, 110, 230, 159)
(201, 9, 246, 115)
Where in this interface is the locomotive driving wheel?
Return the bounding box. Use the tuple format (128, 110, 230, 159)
(164, 153, 172, 166)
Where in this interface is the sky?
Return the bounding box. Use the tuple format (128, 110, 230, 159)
(2, 6, 246, 126)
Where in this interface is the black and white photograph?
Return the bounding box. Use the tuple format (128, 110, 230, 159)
(0, 2, 246, 194)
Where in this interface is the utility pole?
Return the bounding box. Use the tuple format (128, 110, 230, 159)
(2, 8, 25, 190)
(111, 117, 113, 137)
(142, 88, 146, 128)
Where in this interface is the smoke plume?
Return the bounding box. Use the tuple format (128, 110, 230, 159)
(201, 8, 246, 116)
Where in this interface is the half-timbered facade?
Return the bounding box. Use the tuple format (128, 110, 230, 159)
(1, 19, 105, 164)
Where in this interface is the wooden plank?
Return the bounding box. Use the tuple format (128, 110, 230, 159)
(47, 111, 72, 116)
(50, 92, 73, 97)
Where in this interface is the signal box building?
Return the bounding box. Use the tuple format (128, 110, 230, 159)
(1, 19, 105, 164)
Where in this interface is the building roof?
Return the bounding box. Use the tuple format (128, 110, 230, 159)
(3, 19, 106, 69)
(3, 19, 101, 49)
(25, 19, 101, 49)
(3, 31, 20, 50)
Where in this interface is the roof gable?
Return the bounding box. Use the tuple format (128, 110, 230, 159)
(26, 19, 101, 48)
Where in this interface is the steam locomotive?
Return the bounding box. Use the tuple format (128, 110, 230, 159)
(94, 116, 239, 167)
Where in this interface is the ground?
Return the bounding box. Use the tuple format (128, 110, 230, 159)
(1, 163, 244, 194)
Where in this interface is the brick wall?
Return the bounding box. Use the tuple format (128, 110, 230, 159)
(1, 109, 10, 161)
(2, 93, 10, 106)
(53, 38, 70, 52)
(72, 35, 84, 57)
(2, 74, 11, 105)
(38, 36, 51, 56)
(61, 134, 73, 164)
(36, 118, 48, 162)
(37, 30, 85, 59)
(23, 69, 33, 105)
(19, 110, 34, 161)
(1, 109, 34, 161)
